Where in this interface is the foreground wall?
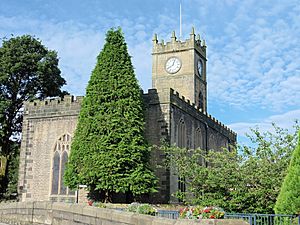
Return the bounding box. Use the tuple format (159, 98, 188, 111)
(0, 201, 248, 225)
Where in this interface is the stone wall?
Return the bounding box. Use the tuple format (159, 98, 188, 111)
(143, 88, 236, 203)
(18, 96, 83, 202)
(18, 89, 236, 204)
(143, 89, 171, 203)
(168, 88, 236, 145)
(0, 201, 248, 225)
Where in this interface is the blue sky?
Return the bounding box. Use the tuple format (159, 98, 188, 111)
(1, 0, 299, 144)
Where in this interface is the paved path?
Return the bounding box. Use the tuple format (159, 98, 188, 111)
(0, 223, 9, 225)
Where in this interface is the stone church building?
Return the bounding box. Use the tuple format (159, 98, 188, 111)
(18, 29, 236, 203)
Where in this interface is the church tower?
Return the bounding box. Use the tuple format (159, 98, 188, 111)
(152, 28, 207, 112)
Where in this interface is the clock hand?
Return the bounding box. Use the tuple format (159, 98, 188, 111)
(172, 59, 175, 66)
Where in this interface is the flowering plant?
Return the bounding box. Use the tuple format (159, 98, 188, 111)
(179, 206, 225, 220)
(87, 200, 94, 206)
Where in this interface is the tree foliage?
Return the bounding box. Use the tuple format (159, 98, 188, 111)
(0, 35, 67, 196)
(275, 131, 300, 214)
(164, 122, 299, 213)
(64, 28, 157, 202)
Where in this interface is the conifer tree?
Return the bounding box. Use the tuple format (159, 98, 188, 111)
(65, 28, 156, 201)
(274, 131, 300, 214)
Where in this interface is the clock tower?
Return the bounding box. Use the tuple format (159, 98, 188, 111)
(152, 28, 207, 112)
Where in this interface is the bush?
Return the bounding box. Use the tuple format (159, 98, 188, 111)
(274, 131, 300, 215)
(127, 203, 157, 216)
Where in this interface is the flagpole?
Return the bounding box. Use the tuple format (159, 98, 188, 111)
(180, 1, 182, 40)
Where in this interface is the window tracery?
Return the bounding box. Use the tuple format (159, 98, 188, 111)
(51, 134, 74, 196)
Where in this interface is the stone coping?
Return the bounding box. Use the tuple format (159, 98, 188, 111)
(0, 201, 249, 225)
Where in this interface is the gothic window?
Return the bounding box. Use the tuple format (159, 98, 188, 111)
(51, 134, 74, 196)
(195, 127, 203, 149)
(177, 119, 186, 148)
(178, 176, 186, 193)
(176, 118, 187, 197)
(195, 127, 205, 165)
(51, 151, 60, 195)
(60, 151, 68, 195)
(199, 92, 204, 110)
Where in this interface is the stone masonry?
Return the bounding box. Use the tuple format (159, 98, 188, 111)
(18, 29, 236, 203)
(18, 96, 82, 202)
(0, 201, 249, 225)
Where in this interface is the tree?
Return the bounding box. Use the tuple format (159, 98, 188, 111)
(163, 145, 242, 211)
(64, 28, 157, 202)
(237, 123, 299, 213)
(0, 35, 67, 196)
(274, 131, 300, 215)
(164, 122, 299, 213)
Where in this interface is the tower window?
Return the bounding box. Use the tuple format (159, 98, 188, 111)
(199, 92, 204, 109)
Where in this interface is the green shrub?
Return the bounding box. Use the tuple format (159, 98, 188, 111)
(274, 131, 300, 215)
(127, 203, 157, 216)
(127, 202, 140, 212)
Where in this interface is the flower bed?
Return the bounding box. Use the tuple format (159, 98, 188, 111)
(180, 206, 225, 220)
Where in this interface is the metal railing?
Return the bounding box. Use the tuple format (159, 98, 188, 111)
(114, 207, 299, 225)
(154, 210, 299, 225)
(222, 213, 299, 225)
(156, 210, 179, 219)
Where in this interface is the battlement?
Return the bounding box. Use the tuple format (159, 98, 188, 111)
(23, 95, 84, 118)
(169, 88, 236, 136)
(25, 95, 84, 108)
(152, 27, 206, 56)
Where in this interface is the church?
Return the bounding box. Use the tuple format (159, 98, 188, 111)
(17, 28, 236, 203)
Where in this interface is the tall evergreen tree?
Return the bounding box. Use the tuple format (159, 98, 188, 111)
(65, 28, 157, 202)
(275, 131, 300, 214)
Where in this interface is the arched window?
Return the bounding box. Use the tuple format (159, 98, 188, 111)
(51, 134, 74, 196)
(176, 118, 187, 197)
(60, 151, 68, 195)
(199, 92, 204, 110)
(51, 151, 60, 195)
(195, 127, 203, 149)
(177, 119, 186, 148)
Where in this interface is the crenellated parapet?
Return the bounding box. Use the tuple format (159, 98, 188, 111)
(152, 27, 206, 57)
(169, 88, 236, 140)
(25, 95, 83, 107)
(23, 95, 84, 118)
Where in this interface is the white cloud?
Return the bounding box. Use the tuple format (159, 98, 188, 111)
(204, 0, 300, 111)
(1, 0, 299, 114)
(0, 15, 157, 95)
(229, 109, 300, 136)
(0, 16, 105, 95)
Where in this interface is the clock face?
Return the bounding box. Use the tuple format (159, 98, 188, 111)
(165, 57, 181, 74)
(197, 59, 203, 76)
